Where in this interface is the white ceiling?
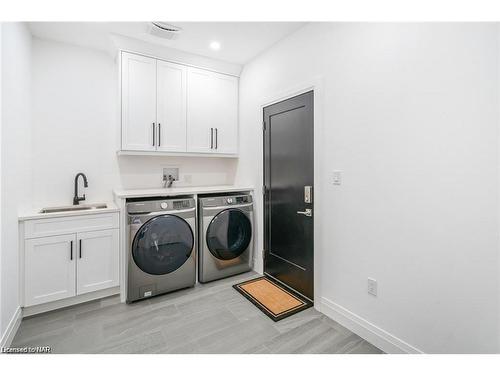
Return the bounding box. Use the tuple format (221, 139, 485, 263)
(27, 22, 306, 64)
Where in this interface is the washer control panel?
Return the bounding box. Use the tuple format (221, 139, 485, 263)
(127, 198, 194, 214)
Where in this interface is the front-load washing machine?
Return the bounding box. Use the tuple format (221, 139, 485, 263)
(198, 194, 253, 283)
(127, 197, 196, 302)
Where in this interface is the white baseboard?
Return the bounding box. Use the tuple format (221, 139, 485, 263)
(0, 306, 23, 348)
(319, 297, 423, 354)
(23, 287, 119, 317)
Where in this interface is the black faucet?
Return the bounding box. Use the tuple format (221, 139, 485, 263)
(73, 173, 88, 205)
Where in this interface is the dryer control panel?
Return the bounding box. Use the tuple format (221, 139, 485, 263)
(201, 194, 253, 207)
(226, 196, 251, 205)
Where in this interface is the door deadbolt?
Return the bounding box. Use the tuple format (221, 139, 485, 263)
(304, 186, 312, 203)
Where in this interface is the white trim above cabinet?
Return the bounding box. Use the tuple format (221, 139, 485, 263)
(120, 51, 239, 157)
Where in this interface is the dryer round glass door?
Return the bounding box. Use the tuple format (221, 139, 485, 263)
(206, 208, 252, 260)
(132, 215, 194, 275)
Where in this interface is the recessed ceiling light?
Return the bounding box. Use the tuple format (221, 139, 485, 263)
(209, 41, 221, 51)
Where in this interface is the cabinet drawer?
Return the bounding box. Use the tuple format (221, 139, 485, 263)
(24, 212, 119, 239)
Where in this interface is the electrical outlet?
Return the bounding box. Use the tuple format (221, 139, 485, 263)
(333, 170, 342, 185)
(367, 278, 377, 296)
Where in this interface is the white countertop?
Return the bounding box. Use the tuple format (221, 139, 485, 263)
(113, 185, 254, 199)
(18, 202, 120, 221)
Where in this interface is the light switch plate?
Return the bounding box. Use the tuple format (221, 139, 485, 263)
(368, 278, 377, 296)
(333, 170, 342, 185)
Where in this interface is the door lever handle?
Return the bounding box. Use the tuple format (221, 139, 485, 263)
(297, 208, 313, 217)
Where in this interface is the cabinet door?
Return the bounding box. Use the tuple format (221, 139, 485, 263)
(76, 229, 119, 295)
(211, 73, 238, 154)
(186, 67, 215, 153)
(157, 61, 187, 152)
(121, 52, 157, 151)
(25, 234, 77, 306)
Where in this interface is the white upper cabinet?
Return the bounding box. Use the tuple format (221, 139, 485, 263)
(156, 61, 187, 152)
(186, 68, 216, 153)
(210, 72, 239, 154)
(121, 52, 157, 151)
(186, 67, 239, 154)
(120, 51, 238, 156)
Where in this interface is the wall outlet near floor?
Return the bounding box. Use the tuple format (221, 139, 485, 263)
(367, 278, 377, 296)
(332, 170, 342, 185)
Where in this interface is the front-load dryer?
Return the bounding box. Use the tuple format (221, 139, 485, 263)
(127, 197, 196, 302)
(198, 194, 253, 283)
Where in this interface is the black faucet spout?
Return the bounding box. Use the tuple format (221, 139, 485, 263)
(73, 173, 88, 205)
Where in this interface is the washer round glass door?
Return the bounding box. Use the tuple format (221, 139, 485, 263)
(132, 215, 194, 275)
(206, 209, 252, 260)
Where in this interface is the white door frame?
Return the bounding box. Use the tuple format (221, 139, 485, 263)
(260, 76, 324, 307)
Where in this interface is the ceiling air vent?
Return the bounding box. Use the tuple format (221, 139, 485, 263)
(148, 22, 183, 40)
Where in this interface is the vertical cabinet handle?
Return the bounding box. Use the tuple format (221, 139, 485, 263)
(215, 128, 218, 149)
(158, 123, 161, 147)
(152, 123, 155, 146)
(70, 241, 73, 260)
(79, 239, 82, 259)
(210, 128, 213, 149)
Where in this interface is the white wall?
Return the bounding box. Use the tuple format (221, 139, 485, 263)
(0, 22, 3, 338)
(31, 38, 238, 209)
(237, 23, 499, 353)
(1, 22, 32, 341)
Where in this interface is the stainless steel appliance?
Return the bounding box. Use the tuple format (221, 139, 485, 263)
(127, 198, 196, 302)
(198, 194, 253, 283)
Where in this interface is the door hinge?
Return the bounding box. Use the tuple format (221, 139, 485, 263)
(262, 249, 266, 259)
(262, 121, 266, 131)
(262, 186, 266, 196)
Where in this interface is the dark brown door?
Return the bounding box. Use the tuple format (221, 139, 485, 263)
(263, 91, 314, 301)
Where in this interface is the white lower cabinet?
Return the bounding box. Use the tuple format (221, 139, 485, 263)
(25, 234, 77, 306)
(22, 212, 120, 307)
(76, 229, 119, 295)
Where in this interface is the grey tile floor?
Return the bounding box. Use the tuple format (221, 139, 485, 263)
(12, 272, 383, 354)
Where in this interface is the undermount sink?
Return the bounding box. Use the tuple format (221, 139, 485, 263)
(39, 203, 108, 214)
